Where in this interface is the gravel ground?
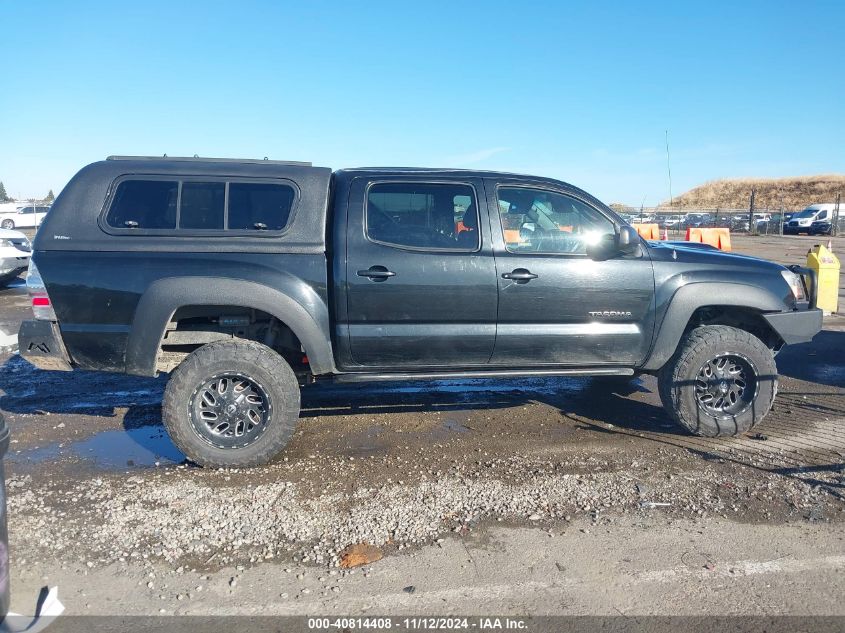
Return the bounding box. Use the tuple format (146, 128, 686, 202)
(8, 444, 839, 571)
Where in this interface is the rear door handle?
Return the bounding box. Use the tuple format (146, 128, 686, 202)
(357, 266, 396, 281)
(502, 268, 538, 282)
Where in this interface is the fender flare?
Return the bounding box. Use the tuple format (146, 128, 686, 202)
(641, 282, 788, 371)
(125, 276, 336, 376)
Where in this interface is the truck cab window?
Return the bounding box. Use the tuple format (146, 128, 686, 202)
(366, 182, 479, 251)
(497, 187, 614, 255)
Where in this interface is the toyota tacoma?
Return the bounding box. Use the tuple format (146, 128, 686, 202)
(18, 156, 822, 467)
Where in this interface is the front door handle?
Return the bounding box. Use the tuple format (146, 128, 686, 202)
(502, 268, 538, 282)
(357, 266, 397, 281)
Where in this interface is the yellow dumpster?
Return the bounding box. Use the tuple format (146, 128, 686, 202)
(806, 244, 840, 313)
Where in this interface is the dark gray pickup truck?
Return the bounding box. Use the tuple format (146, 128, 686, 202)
(18, 156, 822, 467)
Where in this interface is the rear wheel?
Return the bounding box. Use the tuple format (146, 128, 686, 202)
(162, 340, 301, 467)
(658, 325, 777, 437)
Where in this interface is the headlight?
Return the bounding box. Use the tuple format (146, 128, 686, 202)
(781, 270, 806, 301)
(0, 239, 11, 248)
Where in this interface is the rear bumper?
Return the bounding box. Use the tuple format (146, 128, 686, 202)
(18, 320, 73, 371)
(763, 308, 823, 345)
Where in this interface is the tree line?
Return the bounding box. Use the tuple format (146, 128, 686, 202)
(0, 181, 54, 204)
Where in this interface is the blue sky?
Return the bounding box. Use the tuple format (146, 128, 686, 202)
(1, 0, 843, 204)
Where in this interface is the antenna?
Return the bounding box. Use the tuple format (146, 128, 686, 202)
(665, 130, 673, 210)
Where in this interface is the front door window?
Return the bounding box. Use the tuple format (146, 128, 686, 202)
(497, 187, 615, 255)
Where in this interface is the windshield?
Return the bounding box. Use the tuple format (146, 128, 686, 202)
(794, 209, 819, 218)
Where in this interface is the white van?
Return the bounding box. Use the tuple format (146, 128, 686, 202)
(784, 203, 839, 234)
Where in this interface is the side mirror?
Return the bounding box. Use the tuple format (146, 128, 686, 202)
(618, 225, 639, 253)
(586, 225, 640, 261)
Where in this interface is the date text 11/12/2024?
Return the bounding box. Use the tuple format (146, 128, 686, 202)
(307, 617, 528, 630)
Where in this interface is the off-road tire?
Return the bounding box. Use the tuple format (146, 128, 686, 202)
(658, 325, 777, 437)
(1, 220, 13, 230)
(163, 340, 300, 467)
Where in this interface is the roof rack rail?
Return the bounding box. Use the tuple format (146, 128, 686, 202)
(106, 155, 312, 167)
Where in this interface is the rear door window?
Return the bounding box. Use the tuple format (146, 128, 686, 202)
(106, 180, 178, 229)
(366, 182, 480, 251)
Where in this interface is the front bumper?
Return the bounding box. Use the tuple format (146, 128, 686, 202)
(784, 224, 810, 234)
(762, 264, 824, 345)
(18, 320, 73, 371)
(763, 308, 823, 345)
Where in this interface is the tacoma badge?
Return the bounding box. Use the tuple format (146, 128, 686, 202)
(588, 310, 633, 318)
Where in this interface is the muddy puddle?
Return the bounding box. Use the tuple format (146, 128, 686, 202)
(8, 424, 185, 472)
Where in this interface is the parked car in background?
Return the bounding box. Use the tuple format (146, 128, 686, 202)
(712, 214, 734, 228)
(731, 216, 750, 232)
(757, 214, 787, 233)
(809, 214, 843, 235)
(0, 227, 31, 286)
(681, 213, 712, 228)
(784, 204, 839, 235)
(0, 205, 50, 230)
(659, 214, 684, 228)
(810, 220, 832, 235)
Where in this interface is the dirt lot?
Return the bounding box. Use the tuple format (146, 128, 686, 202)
(0, 234, 842, 618)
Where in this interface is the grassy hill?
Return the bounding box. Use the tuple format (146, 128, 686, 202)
(664, 174, 845, 211)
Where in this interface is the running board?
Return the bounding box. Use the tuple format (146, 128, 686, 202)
(333, 367, 634, 383)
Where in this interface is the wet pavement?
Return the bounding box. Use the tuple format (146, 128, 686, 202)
(12, 426, 183, 471)
(1, 339, 842, 493)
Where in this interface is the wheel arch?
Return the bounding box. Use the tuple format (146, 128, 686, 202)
(125, 276, 336, 377)
(642, 282, 788, 371)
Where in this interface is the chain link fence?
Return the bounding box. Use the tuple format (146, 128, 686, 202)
(613, 207, 844, 237)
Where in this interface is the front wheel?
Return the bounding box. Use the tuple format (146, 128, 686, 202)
(658, 325, 777, 437)
(0, 220, 13, 230)
(162, 340, 301, 467)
